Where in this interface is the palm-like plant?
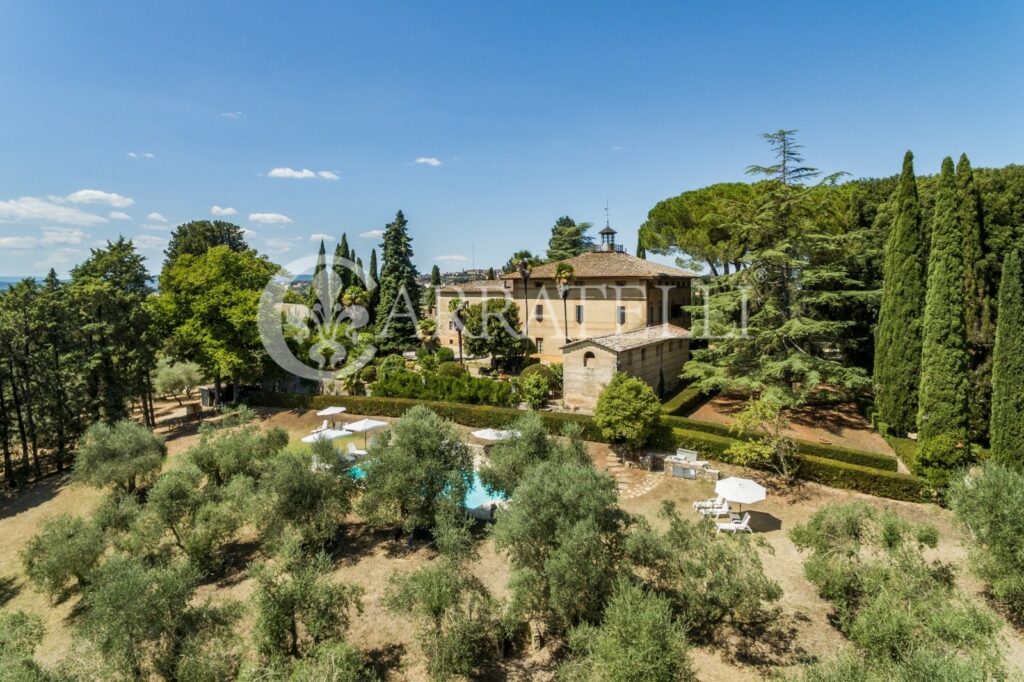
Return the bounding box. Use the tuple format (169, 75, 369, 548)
(448, 299, 469, 367)
(416, 318, 438, 353)
(555, 263, 575, 342)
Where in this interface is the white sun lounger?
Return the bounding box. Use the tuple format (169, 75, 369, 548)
(717, 512, 752, 533)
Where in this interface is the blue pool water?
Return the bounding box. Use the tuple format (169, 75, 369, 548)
(346, 467, 502, 508)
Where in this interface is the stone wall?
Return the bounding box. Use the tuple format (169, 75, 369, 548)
(562, 344, 617, 411)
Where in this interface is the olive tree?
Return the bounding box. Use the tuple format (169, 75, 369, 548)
(478, 411, 588, 498)
(74, 420, 167, 495)
(358, 406, 472, 536)
(21, 514, 105, 601)
(593, 373, 661, 451)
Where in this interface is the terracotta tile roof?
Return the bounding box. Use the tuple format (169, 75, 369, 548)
(504, 251, 698, 280)
(562, 324, 691, 353)
(436, 279, 509, 294)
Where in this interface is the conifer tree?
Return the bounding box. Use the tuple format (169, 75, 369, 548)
(486, 266, 495, 280)
(957, 154, 995, 443)
(430, 265, 441, 285)
(375, 211, 421, 353)
(636, 234, 646, 259)
(873, 152, 927, 434)
(367, 248, 379, 321)
(546, 216, 594, 260)
(990, 250, 1024, 466)
(917, 157, 970, 445)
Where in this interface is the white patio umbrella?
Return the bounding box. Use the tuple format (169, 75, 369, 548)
(316, 406, 347, 416)
(470, 428, 520, 442)
(345, 418, 388, 446)
(301, 428, 352, 444)
(714, 477, 766, 511)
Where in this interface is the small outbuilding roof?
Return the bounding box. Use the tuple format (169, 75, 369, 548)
(562, 324, 691, 353)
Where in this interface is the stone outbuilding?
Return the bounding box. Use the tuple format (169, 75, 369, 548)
(561, 324, 691, 411)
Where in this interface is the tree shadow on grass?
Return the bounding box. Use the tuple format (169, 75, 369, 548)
(213, 540, 265, 588)
(0, 474, 71, 521)
(725, 608, 815, 671)
(0, 575, 20, 607)
(364, 642, 405, 679)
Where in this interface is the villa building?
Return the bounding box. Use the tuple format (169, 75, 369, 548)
(435, 228, 698, 410)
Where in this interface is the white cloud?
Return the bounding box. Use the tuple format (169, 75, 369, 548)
(249, 212, 292, 224)
(142, 224, 169, 232)
(263, 238, 296, 252)
(64, 189, 134, 208)
(268, 167, 316, 179)
(132, 235, 167, 251)
(147, 212, 167, 223)
(242, 228, 257, 238)
(610, 145, 624, 152)
(41, 228, 88, 245)
(221, 111, 243, 120)
(0, 196, 108, 226)
(434, 254, 469, 263)
(109, 211, 131, 220)
(267, 167, 339, 180)
(0, 236, 39, 249)
(126, 152, 156, 158)
(414, 157, 442, 167)
(211, 205, 237, 216)
(34, 248, 85, 272)
(358, 230, 384, 239)
(0, 228, 89, 250)
(309, 233, 334, 242)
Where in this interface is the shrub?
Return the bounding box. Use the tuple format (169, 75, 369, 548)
(436, 361, 467, 377)
(359, 365, 377, 383)
(0, 610, 48, 681)
(21, 514, 105, 601)
(479, 411, 589, 498)
(188, 422, 288, 486)
(377, 354, 407, 380)
(436, 347, 455, 363)
(916, 433, 974, 488)
(519, 362, 555, 387)
(561, 579, 693, 682)
(372, 368, 515, 406)
(519, 372, 549, 410)
(549, 362, 563, 391)
(74, 420, 167, 495)
(660, 385, 711, 416)
(948, 462, 1024, 620)
(154, 358, 204, 405)
(593, 373, 662, 451)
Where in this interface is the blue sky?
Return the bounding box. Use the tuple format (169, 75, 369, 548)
(1, 1, 1022, 277)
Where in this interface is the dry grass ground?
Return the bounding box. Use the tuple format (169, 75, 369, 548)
(1, 401, 1022, 680)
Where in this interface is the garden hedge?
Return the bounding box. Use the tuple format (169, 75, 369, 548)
(249, 391, 931, 502)
(661, 415, 900, 472)
(659, 384, 709, 416)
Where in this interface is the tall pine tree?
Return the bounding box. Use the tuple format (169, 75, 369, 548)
(546, 216, 594, 260)
(375, 211, 421, 353)
(873, 152, 927, 434)
(430, 265, 441, 285)
(957, 154, 995, 444)
(367, 248, 379, 322)
(917, 157, 970, 445)
(990, 250, 1024, 466)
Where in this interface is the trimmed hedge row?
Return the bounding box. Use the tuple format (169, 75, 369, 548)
(248, 392, 605, 441)
(664, 427, 933, 503)
(660, 385, 709, 416)
(886, 436, 920, 474)
(661, 415, 899, 472)
(249, 391, 932, 503)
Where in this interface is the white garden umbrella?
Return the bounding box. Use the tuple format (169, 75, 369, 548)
(316, 406, 347, 416)
(714, 477, 766, 510)
(301, 428, 352, 444)
(345, 418, 388, 446)
(470, 428, 519, 442)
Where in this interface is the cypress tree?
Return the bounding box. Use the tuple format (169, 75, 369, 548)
(874, 151, 927, 434)
(957, 154, 995, 443)
(309, 240, 329, 319)
(375, 211, 421, 353)
(486, 267, 496, 280)
(636, 233, 647, 259)
(990, 250, 1024, 466)
(917, 157, 970, 445)
(368, 248, 379, 321)
(430, 264, 441, 286)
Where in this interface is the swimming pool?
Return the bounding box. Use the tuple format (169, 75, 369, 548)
(346, 466, 503, 509)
